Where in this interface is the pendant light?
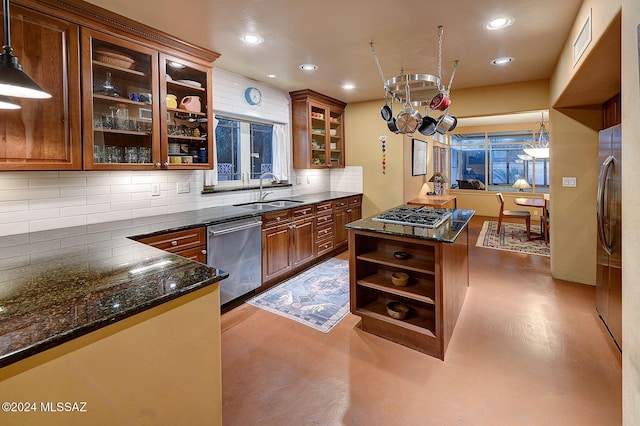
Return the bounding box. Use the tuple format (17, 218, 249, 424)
(0, 0, 51, 99)
(0, 94, 19, 109)
(523, 113, 550, 158)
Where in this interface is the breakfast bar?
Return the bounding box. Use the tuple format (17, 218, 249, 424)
(346, 207, 474, 360)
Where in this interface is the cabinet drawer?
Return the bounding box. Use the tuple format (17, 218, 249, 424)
(315, 239, 334, 256)
(136, 227, 205, 253)
(349, 196, 362, 207)
(316, 223, 334, 241)
(315, 213, 333, 227)
(262, 210, 292, 227)
(292, 205, 314, 219)
(316, 201, 333, 213)
(176, 246, 207, 264)
(333, 198, 348, 210)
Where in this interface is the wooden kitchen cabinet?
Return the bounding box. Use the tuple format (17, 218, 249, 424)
(262, 209, 294, 282)
(2, 0, 219, 171)
(334, 195, 362, 249)
(134, 227, 207, 264)
(349, 226, 468, 360)
(290, 89, 346, 169)
(81, 29, 160, 170)
(0, 4, 82, 170)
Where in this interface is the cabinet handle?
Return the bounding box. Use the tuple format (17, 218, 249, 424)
(201, 250, 207, 255)
(347, 209, 352, 212)
(163, 162, 169, 168)
(155, 162, 161, 168)
(171, 240, 178, 246)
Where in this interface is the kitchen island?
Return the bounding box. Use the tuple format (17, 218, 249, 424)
(346, 207, 474, 360)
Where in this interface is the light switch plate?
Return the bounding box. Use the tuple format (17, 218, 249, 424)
(562, 177, 577, 187)
(151, 183, 161, 196)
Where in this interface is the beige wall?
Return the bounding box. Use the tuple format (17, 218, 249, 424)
(0, 285, 222, 426)
(621, 0, 640, 422)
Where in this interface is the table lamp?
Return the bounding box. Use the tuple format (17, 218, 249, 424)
(512, 178, 531, 192)
(428, 172, 449, 195)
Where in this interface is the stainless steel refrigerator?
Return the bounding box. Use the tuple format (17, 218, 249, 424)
(596, 124, 622, 351)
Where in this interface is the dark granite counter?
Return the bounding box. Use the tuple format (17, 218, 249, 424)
(345, 207, 475, 243)
(0, 191, 361, 367)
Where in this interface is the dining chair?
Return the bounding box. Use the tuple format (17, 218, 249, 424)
(496, 193, 531, 239)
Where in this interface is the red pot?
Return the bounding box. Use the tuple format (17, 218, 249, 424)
(429, 92, 451, 111)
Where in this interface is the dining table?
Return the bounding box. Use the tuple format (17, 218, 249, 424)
(514, 196, 548, 243)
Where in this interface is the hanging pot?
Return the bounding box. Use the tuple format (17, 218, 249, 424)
(380, 93, 393, 122)
(418, 115, 437, 136)
(429, 91, 451, 111)
(435, 114, 457, 134)
(387, 117, 400, 133)
(396, 107, 422, 135)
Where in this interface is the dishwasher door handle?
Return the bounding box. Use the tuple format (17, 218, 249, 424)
(209, 220, 262, 236)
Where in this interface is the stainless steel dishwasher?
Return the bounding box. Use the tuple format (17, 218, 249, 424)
(207, 217, 262, 305)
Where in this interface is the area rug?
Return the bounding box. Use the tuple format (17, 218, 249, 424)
(246, 258, 350, 333)
(476, 221, 550, 257)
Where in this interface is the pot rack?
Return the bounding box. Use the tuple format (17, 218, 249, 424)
(370, 26, 458, 107)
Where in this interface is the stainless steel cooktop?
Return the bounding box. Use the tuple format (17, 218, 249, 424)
(373, 206, 452, 229)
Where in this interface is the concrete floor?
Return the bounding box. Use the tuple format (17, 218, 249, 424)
(221, 216, 622, 425)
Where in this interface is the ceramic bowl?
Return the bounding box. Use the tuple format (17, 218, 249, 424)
(391, 272, 410, 287)
(387, 301, 410, 320)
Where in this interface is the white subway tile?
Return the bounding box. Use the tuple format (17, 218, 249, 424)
(86, 193, 132, 205)
(0, 188, 60, 202)
(0, 200, 28, 212)
(0, 222, 29, 236)
(60, 186, 110, 197)
(29, 196, 86, 210)
(110, 184, 150, 194)
(86, 176, 132, 186)
(132, 206, 169, 218)
(86, 210, 132, 225)
(110, 200, 151, 212)
(29, 177, 86, 188)
(29, 216, 87, 233)
(60, 203, 110, 217)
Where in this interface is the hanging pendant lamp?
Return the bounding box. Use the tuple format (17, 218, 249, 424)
(0, 94, 19, 109)
(0, 0, 51, 99)
(523, 113, 550, 158)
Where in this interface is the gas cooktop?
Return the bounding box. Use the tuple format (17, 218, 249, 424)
(373, 206, 452, 229)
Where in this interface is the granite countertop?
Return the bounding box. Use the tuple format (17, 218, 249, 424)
(345, 207, 475, 243)
(0, 191, 361, 367)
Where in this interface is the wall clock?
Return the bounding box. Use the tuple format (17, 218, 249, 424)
(244, 87, 262, 105)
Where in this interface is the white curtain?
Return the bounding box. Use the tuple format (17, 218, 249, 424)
(203, 116, 220, 186)
(272, 123, 289, 181)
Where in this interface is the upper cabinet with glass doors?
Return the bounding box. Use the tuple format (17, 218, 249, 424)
(290, 89, 346, 169)
(82, 29, 160, 169)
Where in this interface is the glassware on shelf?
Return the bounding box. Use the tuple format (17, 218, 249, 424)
(95, 72, 120, 97)
(115, 104, 129, 130)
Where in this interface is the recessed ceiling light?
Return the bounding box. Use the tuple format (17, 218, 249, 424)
(485, 17, 514, 30)
(342, 83, 355, 90)
(241, 33, 264, 45)
(491, 56, 514, 65)
(299, 63, 318, 71)
(266, 74, 277, 79)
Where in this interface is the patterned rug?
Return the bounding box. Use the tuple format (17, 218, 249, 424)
(476, 221, 550, 257)
(246, 258, 350, 333)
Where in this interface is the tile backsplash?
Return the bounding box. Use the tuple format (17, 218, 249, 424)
(0, 66, 363, 236)
(0, 167, 362, 236)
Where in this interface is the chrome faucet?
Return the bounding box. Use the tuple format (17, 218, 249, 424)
(259, 172, 280, 201)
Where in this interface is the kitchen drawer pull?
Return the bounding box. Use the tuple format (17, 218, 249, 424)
(171, 240, 178, 246)
(201, 249, 207, 255)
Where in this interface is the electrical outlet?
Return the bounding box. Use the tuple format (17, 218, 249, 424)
(296, 176, 302, 185)
(306, 176, 311, 184)
(176, 182, 190, 194)
(562, 177, 577, 187)
(151, 183, 161, 196)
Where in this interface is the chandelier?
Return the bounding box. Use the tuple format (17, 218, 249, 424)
(370, 26, 459, 137)
(523, 113, 550, 158)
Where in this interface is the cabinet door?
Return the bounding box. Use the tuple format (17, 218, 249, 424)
(309, 104, 329, 167)
(0, 6, 81, 170)
(262, 224, 292, 281)
(81, 29, 160, 170)
(159, 53, 213, 169)
(334, 207, 349, 248)
(327, 108, 344, 168)
(291, 217, 314, 268)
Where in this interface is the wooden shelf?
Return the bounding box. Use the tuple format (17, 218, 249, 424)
(167, 135, 207, 141)
(356, 272, 435, 305)
(92, 60, 146, 77)
(168, 108, 206, 118)
(94, 128, 149, 136)
(93, 94, 147, 106)
(356, 301, 436, 338)
(356, 251, 436, 275)
(167, 80, 206, 92)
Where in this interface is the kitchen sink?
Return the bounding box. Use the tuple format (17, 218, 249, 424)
(234, 199, 303, 210)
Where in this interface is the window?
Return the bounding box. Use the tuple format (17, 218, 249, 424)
(215, 117, 273, 182)
(450, 129, 549, 193)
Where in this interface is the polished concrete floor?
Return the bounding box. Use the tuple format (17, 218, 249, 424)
(221, 216, 622, 425)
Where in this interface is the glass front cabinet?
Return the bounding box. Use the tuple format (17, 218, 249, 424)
(82, 30, 214, 170)
(290, 89, 346, 169)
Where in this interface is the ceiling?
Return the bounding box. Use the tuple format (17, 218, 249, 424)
(84, 0, 583, 104)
